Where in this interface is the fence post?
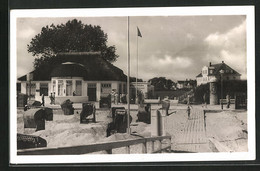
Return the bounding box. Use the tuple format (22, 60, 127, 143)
(160, 109, 167, 136)
(125, 146, 130, 154)
(151, 109, 160, 136)
(106, 149, 112, 154)
(142, 141, 147, 153)
(151, 141, 155, 153)
(158, 140, 162, 153)
(168, 137, 172, 152)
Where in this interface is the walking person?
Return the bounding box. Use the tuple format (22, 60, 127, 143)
(41, 94, 45, 107)
(187, 95, 192, 108)
(53, 92, 56, 105)
(187, 105, 191, 120)
(202, 93, 207, 108)
(49, 93, 53, 104)
(226, 94, 230, 108)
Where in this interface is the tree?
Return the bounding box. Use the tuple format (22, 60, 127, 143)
(27, 19, 119, 70)
(130, 77, 143, 82)
(148, 77, 175, 91)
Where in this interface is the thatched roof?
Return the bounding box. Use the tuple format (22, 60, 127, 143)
(50, 62, 88, 78)
(18, 52, 127, 82)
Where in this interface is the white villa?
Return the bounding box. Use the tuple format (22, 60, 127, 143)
(196, 61, 241, 86)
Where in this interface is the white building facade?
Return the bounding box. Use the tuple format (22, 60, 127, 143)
(196, 61, 241, 86)
(18, 52, 127, 104)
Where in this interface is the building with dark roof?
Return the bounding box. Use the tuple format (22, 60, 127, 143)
(196, 61, 241, 86)
(18, 52, 127, 104)
(177, 79, 196, 89)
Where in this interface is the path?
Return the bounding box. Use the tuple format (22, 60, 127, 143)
(166, 107, 211, 152)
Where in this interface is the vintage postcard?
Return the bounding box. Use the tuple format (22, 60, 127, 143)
(10, 6, 255, 164)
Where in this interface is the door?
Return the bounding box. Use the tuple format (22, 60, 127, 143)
(40, 83, 48, 96)
(88, 83, 96, 101)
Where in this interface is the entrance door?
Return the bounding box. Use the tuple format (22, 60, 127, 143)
(40, 83, 48, 96)
(88, 83, 96, 101)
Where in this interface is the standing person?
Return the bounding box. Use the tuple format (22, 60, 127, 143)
(49, 93, 53, 104)
(187, 95, 192, 108)
(226, 94, 230, 108)
(203, 93, 207, 108)
(53, 92, 55, 104)
(115, 93, 118, 105)
(187, 105, 191, 120)
(41, 94, 45, 107)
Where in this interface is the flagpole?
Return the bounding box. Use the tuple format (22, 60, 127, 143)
(127, 16, 131, 134)
(136, 28, 138, 104)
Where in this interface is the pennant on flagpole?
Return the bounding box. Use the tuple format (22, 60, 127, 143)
(137, 27, 142, 37)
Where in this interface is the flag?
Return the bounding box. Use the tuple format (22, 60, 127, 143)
(137, 27, 142, 37)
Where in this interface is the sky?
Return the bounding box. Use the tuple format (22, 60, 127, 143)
(16, 15, 247, 81)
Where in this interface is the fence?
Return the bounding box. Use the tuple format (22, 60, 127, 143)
(17, 135, 171, 155)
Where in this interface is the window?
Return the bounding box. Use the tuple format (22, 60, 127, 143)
(26, 83, 36, 97)
(101, 83, 111, 97)
(101, 84, 111, 88)
(209, 70, 213, 74)
(66, 80, 73, 96)
(75, 80, 82, 96)
(88, 83, 96, 88)
(58, 80, 64, 96)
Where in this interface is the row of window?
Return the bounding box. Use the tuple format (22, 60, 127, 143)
(26, 82, 127, 97)
(203, 69, 234, 75)
(52, 80, 82, 96)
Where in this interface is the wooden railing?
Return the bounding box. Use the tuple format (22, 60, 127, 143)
(17, 135, 171, 155)
(219, 99, 235, 104)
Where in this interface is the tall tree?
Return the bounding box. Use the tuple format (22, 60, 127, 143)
(148, 77, 175, 90)
(27, 19, 118, 70)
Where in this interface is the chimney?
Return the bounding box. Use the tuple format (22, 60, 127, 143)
(222, 61, 224, 63)
(209, 62, 211, 66)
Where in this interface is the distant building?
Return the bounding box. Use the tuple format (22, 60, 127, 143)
(17, 52, 127, 104)
(177, 79, 196, 89)
(196, 61, 241, 86)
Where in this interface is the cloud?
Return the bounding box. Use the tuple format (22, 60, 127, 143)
(204, 20, 246, 78)
(158, 55, 192, 68)
(204, 20, 246, 49)
(186, 33, 195, 40)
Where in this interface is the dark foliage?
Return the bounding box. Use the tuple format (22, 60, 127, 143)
(148, 77, 175, 91)
(215, 80, 247, 98)
(27, 19, 119, 70)
(130, 77, 143, 82)
(194, 84, 210, 104)
(194, 80, 247, 104)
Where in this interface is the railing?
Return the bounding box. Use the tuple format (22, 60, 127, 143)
(219, 99, 235, 104)
(17, 135, 171, 155)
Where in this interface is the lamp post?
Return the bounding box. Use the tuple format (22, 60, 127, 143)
(219, 69, 224, 110)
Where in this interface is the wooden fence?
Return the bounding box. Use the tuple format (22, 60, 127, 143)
(17, 135, 171, 155)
